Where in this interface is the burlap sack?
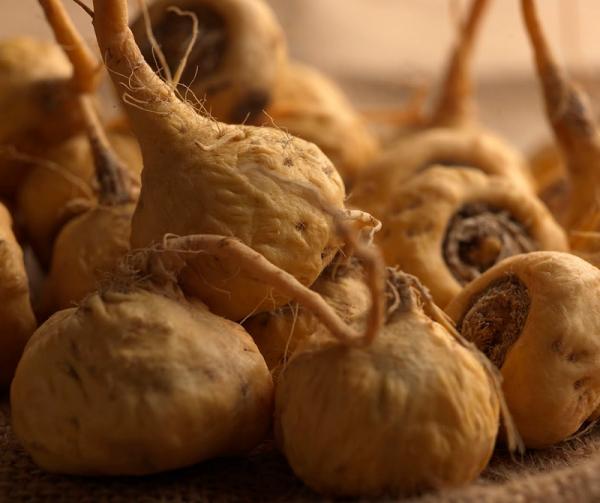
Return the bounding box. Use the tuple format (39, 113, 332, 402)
(2, 396, 600, 503)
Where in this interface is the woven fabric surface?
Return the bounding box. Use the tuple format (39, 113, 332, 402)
(2, 395, 600, 503)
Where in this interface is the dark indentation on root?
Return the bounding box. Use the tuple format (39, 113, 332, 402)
(283, 157, 293, 167)
(443, 203, 536, 285)
(64, 362, 82, 383)
(295, 221, 307, 232)
(134, 5, 227, 88)
(69, 416, 81, 430)
(231, 90, 270, 124)
(70, 339, 80, 359)
(458, 275, 530, 368)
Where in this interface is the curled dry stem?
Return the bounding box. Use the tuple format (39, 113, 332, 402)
(522, 0, 600, 231)
(429, 0, 490, 128)
(166, 6, 200, 89)
(137, 0, 173, 85)
(147, 232, 385, 347)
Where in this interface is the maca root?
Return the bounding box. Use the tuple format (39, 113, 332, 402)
(458, 275, 530, 368)
(443, 203, 536, 284)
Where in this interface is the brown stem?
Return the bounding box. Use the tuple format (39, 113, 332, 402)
(78, 95, 134, 205)
(522, 0, 600, 231)
(153, 233, 385, 347)
(38, 0, 101, 93)
(430, 0, 491, 128)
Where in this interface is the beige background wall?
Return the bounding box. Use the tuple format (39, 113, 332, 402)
(2, 0, 598, 150)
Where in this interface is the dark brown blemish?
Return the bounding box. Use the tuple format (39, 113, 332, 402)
(70, 339, 80, 359)
(443, 203, 536, 285)
(458, 275, 530, 368)
(69, 416, 81, 430)
(295, 221, 307, 232)
(64, 362, 82, 383)
(284, 157, 294, 167)
(551, 337, 565, 355)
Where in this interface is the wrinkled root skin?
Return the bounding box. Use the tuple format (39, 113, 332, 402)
(11, 289, 273, 475)
(446, 252, 600, 448)
(276, 273, 499, 497)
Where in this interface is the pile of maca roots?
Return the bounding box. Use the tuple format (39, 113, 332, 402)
(3, 0, 600, 498)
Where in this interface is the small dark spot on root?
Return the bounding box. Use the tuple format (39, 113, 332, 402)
(284, 157, 293, 167)
(295, 221, 307, 232)
(551, 338, 565, 355)
(63, 362, 82, 383)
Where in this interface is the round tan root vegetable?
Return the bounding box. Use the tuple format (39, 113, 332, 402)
(16, 128, 142, 265)
(350, 0, 533, 217)
(351, 127, 533, 219)
(244, 255, 371, 375)
(89, 0, 370, 321)
(522, 0, 600, 232)
(39, 0, 137, 314)
(11, 231, 384, 475)
(275, 270, 509, 497)
(11, 289, 273, 475)
(377, 167, 567, 307)
(446, 251, 600, 448)
(264, 62, 379, 185)
(0, 203, 37, 388)
(0, 37, 89, 196)
(130, 0, 287, 124)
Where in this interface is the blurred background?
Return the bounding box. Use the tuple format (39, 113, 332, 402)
(3, 0, 598, 150)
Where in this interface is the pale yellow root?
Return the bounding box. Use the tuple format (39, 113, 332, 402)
(151, 232, 385, 347)
(429, 0, 491, 128)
